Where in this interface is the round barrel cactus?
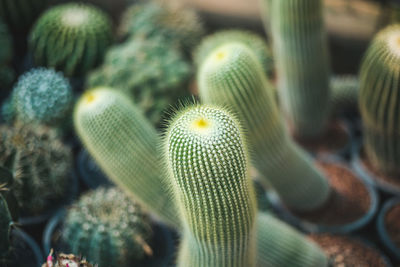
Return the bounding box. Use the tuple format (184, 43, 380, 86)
(11, 68, 73, 126)
(359, 24, 400, 175)
(62, 187, 153, 267)
(29, 3, 113, 77)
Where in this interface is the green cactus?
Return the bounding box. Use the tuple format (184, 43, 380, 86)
(118, 0, 204, 54)
(194, 29, 274, 79)
(10, 68, 73, 127)
(330, 75, 359, 115)
(198, 43, 330, 212)
(29, 3, 113, 77)
(0, 194, 12, 260)
(268, 0, 331, 138)
(74, 88, 179, 227)
(86, 38, 191, 127)
(359, 24, 400, 175)
(0, 19, 12, 64)
(0, 0, 48, 31)
(0, 123, 72, 216)
(165, 105, 257, 267)
(62, 187, 152, 267)
(42, 250, 95, 267)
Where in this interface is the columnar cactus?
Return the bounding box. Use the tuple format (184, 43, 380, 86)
(198, 43, 330, 211)
(29, 3, 113, 77)
(87, 38, 191, 127)
(0, 123, 72, 215)
(194, 29, 274, 79)
(165, 105, 257, 267)
(11, 68, 73, 126)
(62, 187, 152, 267)
(118, 0, 204, 53)
(359, 24, 400, 175)
(74, 87, 179, 226)
(269, 0, 331, 138)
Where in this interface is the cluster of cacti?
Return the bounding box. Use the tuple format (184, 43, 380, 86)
(118, 0, 204, 53)
(9, 68, 73, 126)
(29, 3, 113, 77)
(194, 29, 274, 79)
(74, 88, 179, 226)
(330, 75, 359, 115)
(165, 105, 257, 266)
(62, 187, 153, 267)
(74, 88, 328, 267)
(43, 250, 95, 267)
(0, 0, 48, 31)
(0, 123, 72, 215)
(198, 43, 330, 211)
(359, 24, 400, 175)
(86, 38, 191, 127)
(269, 0, 331, 138)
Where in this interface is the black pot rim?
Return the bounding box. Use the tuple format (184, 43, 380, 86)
(267, 155, 379, 234)
(377, 197, 400, 261)
(11, 228, 43, 267)
(351, 141, 400, 196)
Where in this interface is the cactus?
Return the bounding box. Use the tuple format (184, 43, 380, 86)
(0, 0, 48, 31)
(0, 65, 14, 91)
(165, 105, 257, 267)
(330, 75, 359, 115)
(194, 29, 274, 79)
(87, 38, 191, 127)
(198, 43, 330, 211)
(269, 0, 331, 138)
(0, 194, 12, 261)
(74, 88, 180, 226)
(62, 187, 152, 267)
(0, 123, 72, 215)
(359, 24, 400, 175)
(10, 68, 73, 127)
(118, 0, 204, 54)
(43, 250, 95, 267)
(29, 3, 113, 77)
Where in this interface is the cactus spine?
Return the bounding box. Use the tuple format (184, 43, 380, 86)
(165, 105, 257, 267)
(198, 43, 330, 211)
(359, 24, 400, 175)
(269, 0, 331, 138)
(74, 87, 179, 227)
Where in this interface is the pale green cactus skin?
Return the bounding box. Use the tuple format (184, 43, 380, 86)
(198, 43, 330, 212)
(166, 105, 257, 267)
(330, 75, 359, 115)
(359, 24, 400, 175)
(74, 88, 179, 227)
(269, 0, 331, 138)
(29, 3, 113, 77)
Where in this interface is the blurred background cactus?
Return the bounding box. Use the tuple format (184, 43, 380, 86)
(330, 75, 359, 116)
(359, 24, 400, 175)
(0, 19, 14, 92)
(86, 38, 192, 127)
(198, 42, 330, 212)
(7, 68, 73, 127)
(29, 3, 113, 77)
(61, 187, 153, 267)
(165, 105, 257, 266)
(0, 123, 72, 216)
(268, 0, 331, 139)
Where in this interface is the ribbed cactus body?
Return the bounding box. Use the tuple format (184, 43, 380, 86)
(29, 3, 113, 77)
(330, 75, 359, 115)
(270, 0, 331, 138)
(62, 187, 152, 267)
(359, 24, 400, 175)
(74, 88, 179, 226)
(198, 43, 330, 211)
(166, 105, 257, 267)
(194, 29, 274, 79)
(87, 38, 191, 127)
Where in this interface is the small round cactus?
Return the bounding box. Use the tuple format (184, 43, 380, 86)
(118, 0, 204, 53)
(194, 29, 274, 78)
(165, 105, 257, 267)
(0, 123, 72, 216)
(359, 24, 400, 175)
(87, 38, 191, 127)
(29, 3, 113, 77)
(11, 68, 73, 126)
(198, 43, 330, 212)
(74, 88, 179, 227)
(62, 187, 153, 267)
